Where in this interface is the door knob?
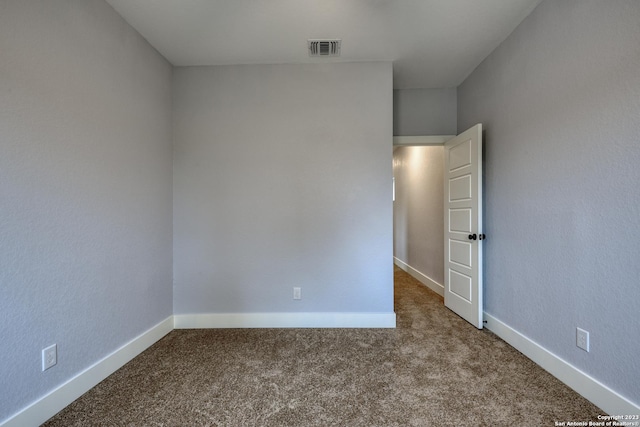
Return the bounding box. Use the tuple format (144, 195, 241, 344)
(479, 234, 486, 240)
(468, 234, 477, 240)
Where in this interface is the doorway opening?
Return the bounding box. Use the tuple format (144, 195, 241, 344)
(393, 126, 484, 329)
(392, 136, 452, 297)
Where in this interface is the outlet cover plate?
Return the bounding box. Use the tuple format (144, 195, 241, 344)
(42, 344, 57, 371)
(576, 328, 590, 352)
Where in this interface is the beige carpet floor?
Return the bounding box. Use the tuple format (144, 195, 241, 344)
(43, 266, 603, 426)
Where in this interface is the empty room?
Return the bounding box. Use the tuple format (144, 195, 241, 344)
(1, 0, 638, 425)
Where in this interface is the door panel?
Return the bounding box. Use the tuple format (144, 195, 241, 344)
(450, 240, 472, 268)
(449, 139, 472, 170)
(449, 208, 471, 232)
(449, 270, 472, 302)
(444, 124, 483, 328)
(449, 175, 472, 201)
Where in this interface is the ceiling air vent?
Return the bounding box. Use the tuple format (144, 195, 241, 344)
(308, 39, 341, 57)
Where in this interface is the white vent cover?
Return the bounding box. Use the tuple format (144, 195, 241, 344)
(308, 39, 341, 57)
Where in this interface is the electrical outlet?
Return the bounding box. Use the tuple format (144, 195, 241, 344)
(42, 344, 57, 371)
(293, 287, 301, 300)
(576, 328, 590, 352)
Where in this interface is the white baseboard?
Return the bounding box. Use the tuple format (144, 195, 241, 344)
(394, 257, 444, 297)
(6, 310, 636, 426)
(174, 312, 397, 329)
(484, 313, 639, 416)
(1, 316, 174, 427)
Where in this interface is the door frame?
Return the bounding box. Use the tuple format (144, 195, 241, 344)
(393, 135, 456, 298)
(392, 135, 455, 297)
(393, 135, 455, 146)
(392, 131, 483, 329)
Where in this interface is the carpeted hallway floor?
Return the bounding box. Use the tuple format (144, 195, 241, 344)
(43, 266, 602, 426)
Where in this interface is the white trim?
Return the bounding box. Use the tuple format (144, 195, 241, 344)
(1, 316, 174, 427)
(394, 257, 444, 297)
(393, 135, 454, 146)
(484, 313, 640, 416)
(174, 312, 396, 329)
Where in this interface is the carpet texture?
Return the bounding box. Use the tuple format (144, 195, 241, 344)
(43, 266, 602, 426)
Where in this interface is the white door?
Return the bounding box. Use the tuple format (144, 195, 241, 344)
(444, 124, 483, 329)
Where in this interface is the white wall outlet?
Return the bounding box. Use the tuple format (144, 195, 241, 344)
(42, 344, 57, 371)
(576, 328, 590, 352)
(293, 287, 301, 300)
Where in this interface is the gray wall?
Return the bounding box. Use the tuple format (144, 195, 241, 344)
(393, 88, 456, 136)
(173, 63, 394, 315)
(393, 146, 444, 286)
(458, 0, 640, 405)
(0, 0, 173, 421)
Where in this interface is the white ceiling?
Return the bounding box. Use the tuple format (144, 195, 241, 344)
(105, 0, 541, 89)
